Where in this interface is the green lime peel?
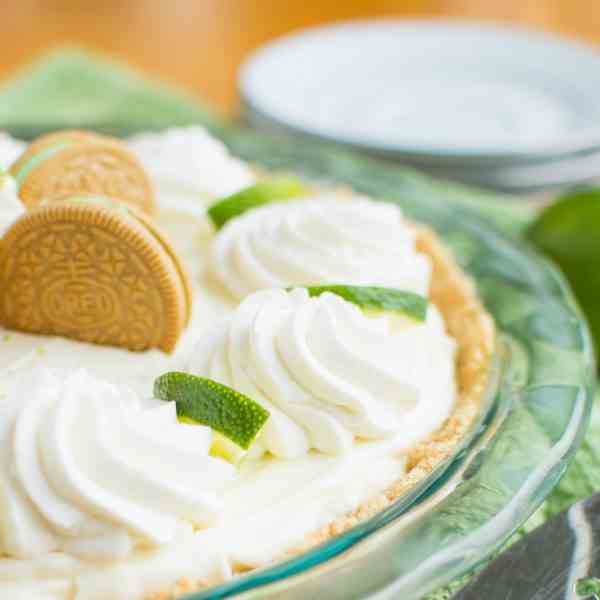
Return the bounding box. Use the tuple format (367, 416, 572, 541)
(207, 176, 308, 229)
(153, 372, 270, 450)
(302, 284, 428, 322)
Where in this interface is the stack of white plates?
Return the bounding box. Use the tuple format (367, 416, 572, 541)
(239, 20, 600, 192)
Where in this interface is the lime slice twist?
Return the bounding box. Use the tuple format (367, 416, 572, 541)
(302, 285, 428, 322)
(207, 176, 308, 229)
(154, 372, 270, 450)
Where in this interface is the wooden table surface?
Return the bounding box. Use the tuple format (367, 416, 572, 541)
(3, 0, 599, 115)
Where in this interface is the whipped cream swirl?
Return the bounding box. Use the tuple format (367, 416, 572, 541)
(128, 127, 255, 216)
(211, 196, 431, 300)
(190, 288, 456, 458)
(0, 369, 234, 561)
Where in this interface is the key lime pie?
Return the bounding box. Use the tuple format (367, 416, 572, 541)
(0, 127, 494, 600)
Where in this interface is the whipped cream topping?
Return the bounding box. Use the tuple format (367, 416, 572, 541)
(0, 132, 26, 169)
(0, 368, 234, 562)
(0, 173, 25, 237)
(128, 127, 255, 217)
(190, 288, 455, 458)
(211, 196, 431, 300)
(0, 127, 461, 600)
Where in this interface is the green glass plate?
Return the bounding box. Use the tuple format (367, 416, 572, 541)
(184, 130, 596, 600)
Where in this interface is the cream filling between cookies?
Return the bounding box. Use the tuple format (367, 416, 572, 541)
(0, 131, 457, 600)
(13, 141, 73, 188)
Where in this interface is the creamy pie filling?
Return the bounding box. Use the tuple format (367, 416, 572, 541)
(0, 128, 462, 600)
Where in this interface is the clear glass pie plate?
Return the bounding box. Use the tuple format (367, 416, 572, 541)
(181, 129, 596, 600)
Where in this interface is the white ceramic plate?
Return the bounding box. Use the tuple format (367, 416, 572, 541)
(239, 20, 600, 160)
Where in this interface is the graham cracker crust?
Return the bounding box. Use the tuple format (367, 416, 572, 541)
(147, 223, 496, 600)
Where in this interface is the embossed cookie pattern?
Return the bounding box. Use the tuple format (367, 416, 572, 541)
(12, 131, 157, 216)
(0, 203, 188, 352)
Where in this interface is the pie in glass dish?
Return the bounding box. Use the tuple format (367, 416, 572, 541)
(0, 127, 493, 600)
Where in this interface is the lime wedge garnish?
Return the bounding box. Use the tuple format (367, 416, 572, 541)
(527, 188, 600, 355)
(303, 285, 428, 322)
(207, 176, 308, 229)
(153, 372, 270, 450)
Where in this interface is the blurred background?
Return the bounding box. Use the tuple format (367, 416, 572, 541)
(3, 0, 599, 115)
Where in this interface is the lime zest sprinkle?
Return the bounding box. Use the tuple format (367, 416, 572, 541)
(207, 176, 308, 229)
(302, 285, 428, 321)
(153, 372, 270, 450)
(2, 334, 12, 343)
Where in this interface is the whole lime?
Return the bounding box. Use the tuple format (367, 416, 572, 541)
(528, 188, 600, 357)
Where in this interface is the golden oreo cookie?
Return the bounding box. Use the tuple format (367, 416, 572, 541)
(10, 130, 156, 216)
(0, 197, 191, 353)
(11, 129, 103, 164)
